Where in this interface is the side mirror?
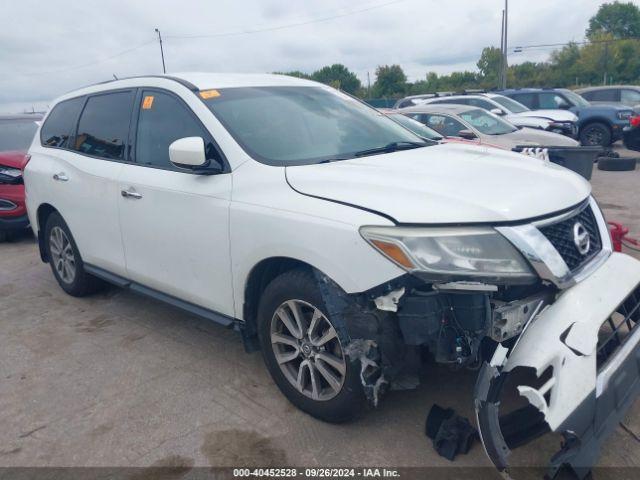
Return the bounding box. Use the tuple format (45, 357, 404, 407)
(457, 129, 477, 140)
(490, 108, 505, 116)
(169, 137, 208, 169)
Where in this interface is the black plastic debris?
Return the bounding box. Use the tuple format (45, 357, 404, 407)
(426, 404, 478, 461)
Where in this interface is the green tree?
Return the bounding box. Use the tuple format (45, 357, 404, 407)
(587, 1, 640, 39)
(476, 46, 503, 87)
(372, 65, 407, 97)
(275, 70, 312, 80)
(311, 64, 361, 94)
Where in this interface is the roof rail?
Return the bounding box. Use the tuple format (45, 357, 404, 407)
(89, 75, 199, 92)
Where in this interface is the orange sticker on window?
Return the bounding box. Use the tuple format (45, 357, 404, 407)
(199, 89, 220, 99)
(142, 95, 154, 109)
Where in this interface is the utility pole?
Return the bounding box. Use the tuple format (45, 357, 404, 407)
(499, 9, 505, 89)
(501, 0, 508, 90)
(367, 71, 371, 98)
(155, 28, 166, 74)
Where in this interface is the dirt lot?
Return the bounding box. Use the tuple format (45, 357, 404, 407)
(1, 163, 640, 477)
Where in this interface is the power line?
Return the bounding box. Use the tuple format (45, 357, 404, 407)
(12, 39, 156, 79)
(165, 0, 407, 39)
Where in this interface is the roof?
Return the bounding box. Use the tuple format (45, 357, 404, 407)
(497, 88, 570, 94)
(575, 85, 640, 93)
(400, 104, 476, 114)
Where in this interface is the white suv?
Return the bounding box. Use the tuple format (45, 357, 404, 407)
(25, 73, 640, 475)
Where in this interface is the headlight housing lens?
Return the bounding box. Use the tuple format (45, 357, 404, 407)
(618, 110, 633, 121)
(0, 166, 22, 183)
(360, 226, 535, 283)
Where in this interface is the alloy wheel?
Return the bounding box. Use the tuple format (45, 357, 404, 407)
(49, 226, 76, 284)
(270, 299, 346, 401)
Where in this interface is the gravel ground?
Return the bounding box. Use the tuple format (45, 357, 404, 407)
(0, 153, 639, 478)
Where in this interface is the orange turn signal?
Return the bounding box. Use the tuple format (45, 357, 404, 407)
(371, 240, 414, 269)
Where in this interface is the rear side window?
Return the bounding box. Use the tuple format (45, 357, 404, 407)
(40, 97, 85, 148)
(586, 89, 618, 102)
(510, 93, 536, 108)
(73, 91, 135, 160)
(135, 90, 221, 169)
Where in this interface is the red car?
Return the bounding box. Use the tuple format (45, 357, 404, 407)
(0, 114, 42, 241)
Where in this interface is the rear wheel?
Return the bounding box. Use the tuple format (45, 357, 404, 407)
(44, 212, 102, 296)
(257, 269, 364, 423)
(579, 122, 611, 147)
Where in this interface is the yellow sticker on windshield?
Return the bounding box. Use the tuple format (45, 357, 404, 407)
(199, 89, 220, 99)
(142, 95, 154, 109)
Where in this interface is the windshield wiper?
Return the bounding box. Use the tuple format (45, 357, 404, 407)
(353, 141, 428, 158)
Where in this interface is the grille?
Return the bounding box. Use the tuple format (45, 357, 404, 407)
(597, 283, 640, 370)
(538, 205, 602, 271)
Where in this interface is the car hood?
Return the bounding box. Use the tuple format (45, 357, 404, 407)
(574, 104, 633, 117)
(486, 128, 579, 149)
(0, 150, 29, 169)
(285, 143, 590, 224)
(515, 109, 578, 122)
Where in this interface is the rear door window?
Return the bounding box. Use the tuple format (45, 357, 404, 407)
(510, 93, 536, 109)
(587, 89, 619, 102)
(134, 90, 222, 170)
(40, 97, 85, 148)
(73, 90, 136, 160)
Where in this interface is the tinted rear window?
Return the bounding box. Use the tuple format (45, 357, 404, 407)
(40, 97, 85, 148)
(73, 91, 135, 160)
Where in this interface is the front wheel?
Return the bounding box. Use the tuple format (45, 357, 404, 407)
(257, 269, 364, 423)
(579, 122, 612, 147)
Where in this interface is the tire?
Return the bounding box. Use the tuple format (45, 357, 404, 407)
(579, 122, 612, 147)
(597, 157, 637, 171)
(257, 269, 364, 423)
(44, 212, 102, 296)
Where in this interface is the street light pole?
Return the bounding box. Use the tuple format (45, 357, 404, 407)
(502, 0, 508, 89)
(155, 28, 166, 74)
(499, 9, 505, 89)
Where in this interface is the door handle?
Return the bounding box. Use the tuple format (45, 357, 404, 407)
(53, 172, 69, 182)
(121, 189, 143, 200)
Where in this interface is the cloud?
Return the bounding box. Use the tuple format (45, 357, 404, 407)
(0, 0, 608, 113)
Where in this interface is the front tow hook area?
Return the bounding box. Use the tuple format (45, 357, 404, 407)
(473, 254, 640, 479)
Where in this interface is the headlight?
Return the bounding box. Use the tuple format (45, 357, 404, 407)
(360, 226, 536, 283)
(618, 111, 633, 121)
(0, 166, 22, 182)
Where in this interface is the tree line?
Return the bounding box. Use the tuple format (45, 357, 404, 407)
(277, 1, 640, 99)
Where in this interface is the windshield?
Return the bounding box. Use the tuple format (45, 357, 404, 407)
(202, 86, 425, 165)
(562, 90, 590, 108)
(492, 95, 529, 114)
(0, 119, 39, 152)
(387, 113, 443, 140)
(459, 108, 517, 135)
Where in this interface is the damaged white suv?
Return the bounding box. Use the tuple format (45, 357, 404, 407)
(25, 73, 640, 476)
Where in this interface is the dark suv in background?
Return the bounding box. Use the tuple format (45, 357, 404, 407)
(498, 88, 634, 147)
(576, 85, 640, 112)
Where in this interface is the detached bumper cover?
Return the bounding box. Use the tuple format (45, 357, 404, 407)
(475, 252, 640, 477)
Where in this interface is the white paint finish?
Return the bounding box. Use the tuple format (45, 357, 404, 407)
(229, 161, 405, 318)
(286, 142, 591, 224)
(117, 164, 234, 315)
(27, 147, 127, 276)
(504, 252, 640, 430)
(169, 137, 206, 168)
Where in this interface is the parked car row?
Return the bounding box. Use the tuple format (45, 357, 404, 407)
(394, 87, 637, 148)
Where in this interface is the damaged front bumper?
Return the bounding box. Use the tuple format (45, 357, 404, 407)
(475, 252, 640, 478)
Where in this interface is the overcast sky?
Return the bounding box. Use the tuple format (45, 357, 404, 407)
(0, 0, 630, 113)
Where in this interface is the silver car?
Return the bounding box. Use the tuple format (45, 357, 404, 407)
(400, 104, 579, 149)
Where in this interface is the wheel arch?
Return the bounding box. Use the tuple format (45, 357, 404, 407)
(241, 256, 319, 351)
(36, 203, 59, 262)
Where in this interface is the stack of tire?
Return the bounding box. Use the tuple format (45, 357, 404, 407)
(597, 150, 637, 171)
